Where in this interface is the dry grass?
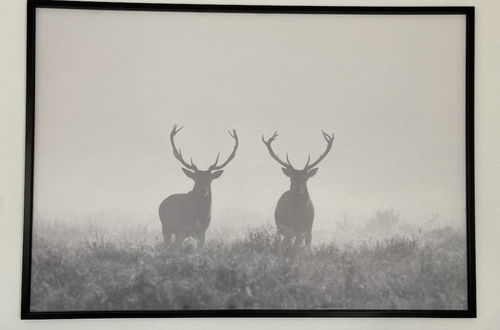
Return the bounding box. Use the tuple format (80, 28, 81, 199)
(30, 220, 467, 311)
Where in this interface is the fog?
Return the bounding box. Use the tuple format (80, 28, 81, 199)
(33, 9, 466, 232)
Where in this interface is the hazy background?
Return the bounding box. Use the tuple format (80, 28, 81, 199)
(33, 8, 466, 234)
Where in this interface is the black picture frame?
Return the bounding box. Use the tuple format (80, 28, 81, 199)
(22, 0, 476, 319)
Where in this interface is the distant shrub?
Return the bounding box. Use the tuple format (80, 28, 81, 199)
(366, 209, 400, 229)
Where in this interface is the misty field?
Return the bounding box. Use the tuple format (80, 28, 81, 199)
(30, 215, 467, 311)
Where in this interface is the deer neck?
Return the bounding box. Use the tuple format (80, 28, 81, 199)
(289, 182, 310, 199)
(189, 184, 212, 205)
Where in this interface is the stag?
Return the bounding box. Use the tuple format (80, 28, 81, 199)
(159, 125, 238, 247)
(262, 130, 334, 247)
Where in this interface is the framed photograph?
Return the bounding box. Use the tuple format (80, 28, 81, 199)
(22, 0, 476, 319)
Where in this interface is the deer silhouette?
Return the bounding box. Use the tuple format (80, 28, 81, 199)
(159, 125, 238, 247)
(262, 130, 334, 247)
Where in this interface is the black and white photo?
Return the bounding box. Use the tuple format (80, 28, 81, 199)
(22, 1, 475, 318)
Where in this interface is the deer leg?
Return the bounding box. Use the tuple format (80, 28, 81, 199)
(305, 231, 312, 246)
(293, 233, 305, 249)
(283, 231, 292, 248)
(197, 231, 206, 248)
(275, 227, 284, 246)
(163, 231, 173, 246)
(174, 233, 185, 245)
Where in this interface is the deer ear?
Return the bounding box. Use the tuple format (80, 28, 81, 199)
(281, 167, 292, 177)
(211, 170, 224, 179)
(307, 168, 319, 177)
(181, 168, 195, 178)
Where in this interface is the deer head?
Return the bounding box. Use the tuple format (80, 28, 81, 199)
(262, 130, 334, 194)
(170, 124, 239, 197)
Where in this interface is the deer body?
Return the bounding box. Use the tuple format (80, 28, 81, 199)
(159, 190, 211, 245)
(275, 190, 314, 246)
(159, 125, 238, 247)
(262, 130, 334, 247)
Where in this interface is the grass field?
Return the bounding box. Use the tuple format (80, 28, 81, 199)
(30, 217, 467, 311)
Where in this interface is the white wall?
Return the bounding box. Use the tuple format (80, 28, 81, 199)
(1, 0, 499, 329)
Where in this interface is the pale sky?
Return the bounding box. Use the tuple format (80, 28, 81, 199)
(33, 8, 467, 231)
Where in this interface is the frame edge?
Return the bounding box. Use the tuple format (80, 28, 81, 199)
(20, 0, 477, 319)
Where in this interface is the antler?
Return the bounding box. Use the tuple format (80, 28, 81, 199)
(303, 130, 334, 170)
(208, 129, 239, 171)
(170, 124, 198, 171)
(262, 131, 296, 169)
